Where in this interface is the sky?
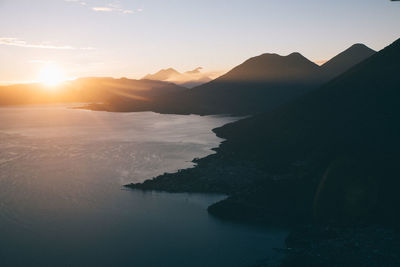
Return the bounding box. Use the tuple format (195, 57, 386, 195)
(0, 0, 399, 84)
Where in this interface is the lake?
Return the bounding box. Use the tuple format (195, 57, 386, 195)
(0, 105, 287, 267)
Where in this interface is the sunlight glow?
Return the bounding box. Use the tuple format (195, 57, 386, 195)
(39, 65, 65, 86)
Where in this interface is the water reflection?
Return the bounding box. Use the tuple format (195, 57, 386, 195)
(0, 105, 286, 267)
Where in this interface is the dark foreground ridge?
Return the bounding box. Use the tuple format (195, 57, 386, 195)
(126, 37, 400, 266)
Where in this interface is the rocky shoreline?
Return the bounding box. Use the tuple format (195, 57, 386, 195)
(126, 154, 400, 267)
(125, 124, 400, 266)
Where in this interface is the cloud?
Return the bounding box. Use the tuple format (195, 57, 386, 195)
(0, 38, 94, 50)
(92, 5, 133, 14)
(184, 67, 203, 75)
(92, 7, 113, 12)
(65, 0, 137, 15)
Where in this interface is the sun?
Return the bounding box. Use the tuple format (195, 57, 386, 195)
(39, 65, 65, 86)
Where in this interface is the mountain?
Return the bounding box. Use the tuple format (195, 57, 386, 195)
(129, 37, 400, 226)
(152, 52, 325, 115)
(0, 77, 185, 109)
(6, 43, 375, 116)
(217, 52, 322, 83)
(125, 40, 398, 265)
(321, 43, 376, 80)
(142, 67, 212, 88)
(152, 44, 376, 115)
(209, 37, 400, 224)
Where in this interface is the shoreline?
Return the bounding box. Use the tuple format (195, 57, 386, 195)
(124, 120, 400, 266)
(74, 103, 400, 267)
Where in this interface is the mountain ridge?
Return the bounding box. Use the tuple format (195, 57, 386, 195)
(1, 43, 378, 117)
(128, 37, 400, 229)
(151, 43, 376, 115)
(321, 43, 376, 80)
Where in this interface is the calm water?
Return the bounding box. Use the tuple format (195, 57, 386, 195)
(0, 105, 287, 267)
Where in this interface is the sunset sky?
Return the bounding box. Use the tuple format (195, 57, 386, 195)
(0, 0, 399, 84)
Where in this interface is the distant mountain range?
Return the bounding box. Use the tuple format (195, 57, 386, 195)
(171, 52, 323, 114)
(149, 43, 376, 115)
(1, 43, 376, 116)
(142, 67, 212, 88)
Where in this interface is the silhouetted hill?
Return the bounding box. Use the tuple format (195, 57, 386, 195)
(217, 52, 321, 83)
(211, 37, 400, 224)
(151, 46, 375, 115)
(153, 52, 325, 115)
(321, 43, 376, 80)
(127, 37, 400, 266)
